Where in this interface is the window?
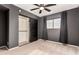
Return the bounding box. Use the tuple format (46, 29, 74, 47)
(47, 18, 61, 29)
(47, 20, 53, 29)
(54, 18, 61, 29)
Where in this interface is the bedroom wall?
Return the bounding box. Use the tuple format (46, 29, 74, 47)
(38, 7, 79, 46)
(67, 7, 79, 46)
(38, 17, 45, 39)
(1, 4, 39, 48)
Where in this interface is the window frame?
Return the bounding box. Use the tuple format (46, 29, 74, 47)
(47, 17, 61, 29)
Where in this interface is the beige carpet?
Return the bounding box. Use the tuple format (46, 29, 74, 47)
(0, 39, 79, 55)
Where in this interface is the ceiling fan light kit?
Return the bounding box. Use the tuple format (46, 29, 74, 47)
(30, 4, 56, 14)
(39, 7, 44, 10)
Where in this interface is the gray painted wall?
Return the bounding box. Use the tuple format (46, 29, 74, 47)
(47, 29, 60, 42)
(1, 5, 19, 48)
(1, 4, 39, 48)
(19, 8, 39, 19)
(67, 7, 79, 46)
(38, 7, 79, 46)
(38, 17, 44, 39)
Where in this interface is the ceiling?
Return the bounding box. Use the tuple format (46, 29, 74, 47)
(14, 4, 79, 17)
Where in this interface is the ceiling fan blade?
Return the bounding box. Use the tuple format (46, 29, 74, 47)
(44, 8, 51, 12)
(34, 4, 40, 7)
(39, 10, 42, 14)
(40, 4, 44, 7)
(30, 8, 39, 11)
(45, 4, 56, 7)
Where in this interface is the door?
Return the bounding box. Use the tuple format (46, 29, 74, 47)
(29, 19, 38, 42)
(0, 11, 8, 47)
(19, 15, 29, 46)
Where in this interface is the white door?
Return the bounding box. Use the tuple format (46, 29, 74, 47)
(19, 15, 29, 46)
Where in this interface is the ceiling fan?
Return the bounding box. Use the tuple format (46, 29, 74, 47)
(30, 4, 56, 14)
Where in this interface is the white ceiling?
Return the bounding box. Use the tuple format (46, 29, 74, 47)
(14, 4, 79, 17)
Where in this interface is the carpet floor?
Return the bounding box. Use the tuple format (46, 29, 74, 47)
(0, 39, 79, 55)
